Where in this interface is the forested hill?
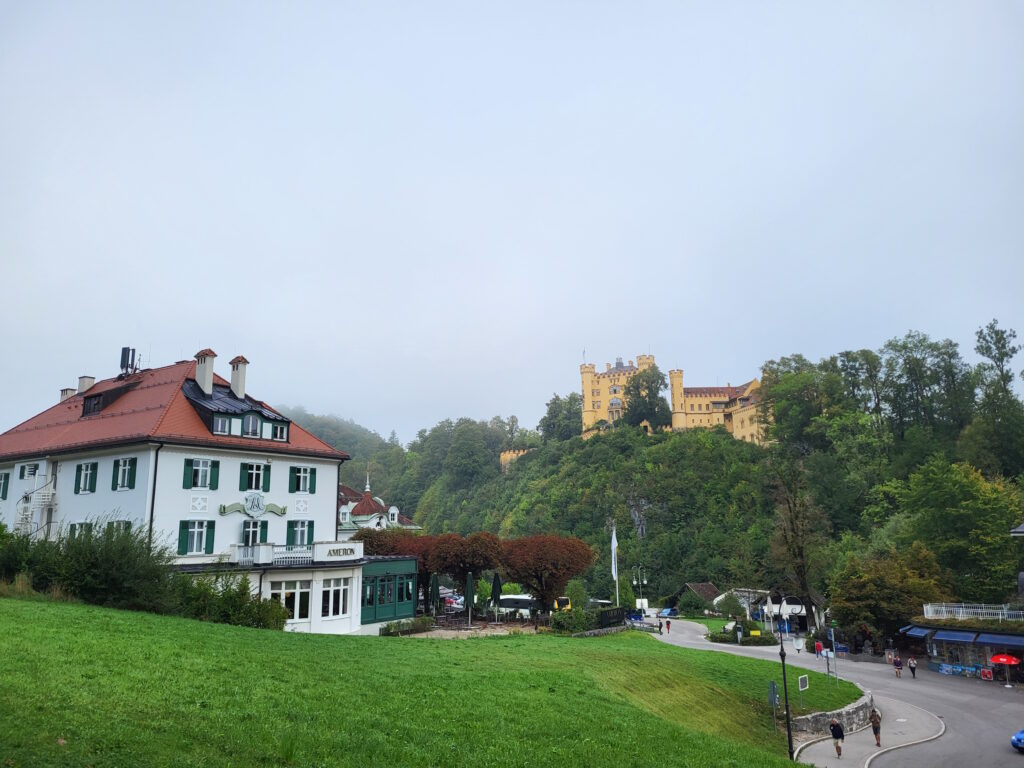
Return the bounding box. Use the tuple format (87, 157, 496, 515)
(287, 321, 1024, 635)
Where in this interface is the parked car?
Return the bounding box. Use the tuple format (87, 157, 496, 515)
(658, 608, 678, 618)
(1012, 727, 1024, 753)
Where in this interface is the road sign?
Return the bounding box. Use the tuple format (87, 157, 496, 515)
(798, 674, 809, 691)
(769, 680, 779, 706)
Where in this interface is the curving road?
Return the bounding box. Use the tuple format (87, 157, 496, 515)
(657, 620, 1022, 767)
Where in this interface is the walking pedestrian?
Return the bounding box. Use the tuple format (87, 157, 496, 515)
(829, 718, 845, 759)
(869, 708, 882, 747)
(658, 619, 663, 635)
(666, 619, 671, 634)
(908, 656, 917, 679)
(893, 654, 903, 678)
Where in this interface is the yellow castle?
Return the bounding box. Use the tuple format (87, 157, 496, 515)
(580, 355, 763, 443)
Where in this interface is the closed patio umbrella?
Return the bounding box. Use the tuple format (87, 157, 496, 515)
(466, 571, 475, 627)
(429, 573, 440, 616)
(491, 571, 503, 621)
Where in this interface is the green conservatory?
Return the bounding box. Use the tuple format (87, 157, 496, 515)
(360, 556, 418, 626)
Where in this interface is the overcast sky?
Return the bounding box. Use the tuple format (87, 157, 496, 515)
(2, 2, 1022, 444)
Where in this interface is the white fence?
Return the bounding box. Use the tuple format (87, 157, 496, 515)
(923, 603, 1024, 622)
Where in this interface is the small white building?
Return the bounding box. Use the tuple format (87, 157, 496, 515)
(337, 475, 421, 541)
(0, 348, 398, 635)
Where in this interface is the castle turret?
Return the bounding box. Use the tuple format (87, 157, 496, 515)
(637, 354, 655, 371)
(669, 369, 685, 431)
(580, 363, 597, 430)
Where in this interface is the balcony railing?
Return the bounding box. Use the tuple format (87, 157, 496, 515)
(923, 603, 1024, 622)
(226, 541, 361, 567)
(272, 545, 313, 565)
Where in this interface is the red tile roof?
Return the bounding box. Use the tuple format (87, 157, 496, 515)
(195, 348, 217, 358)
(0, 360, 348, 462)
(338, 484, 363, 504)
(351, 491, 386, 518)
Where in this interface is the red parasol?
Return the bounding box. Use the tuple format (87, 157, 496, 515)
(990, 654, 1020, 688)
(990, 654, 1021, 665)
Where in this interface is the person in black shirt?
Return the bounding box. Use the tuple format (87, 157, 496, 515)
(829, 718, 845, 758)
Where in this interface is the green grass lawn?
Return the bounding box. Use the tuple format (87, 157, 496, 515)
(677, 616, 770, 635)
(0, 598, 859, 767)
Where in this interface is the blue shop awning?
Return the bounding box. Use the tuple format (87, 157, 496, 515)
(899, 624, 913, 633)
(905, 626, 932, 638)
(932, 629, 978, 643)
(975, 632, 1024, 649)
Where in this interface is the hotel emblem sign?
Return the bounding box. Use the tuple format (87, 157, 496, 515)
(219, 491, 286, 518)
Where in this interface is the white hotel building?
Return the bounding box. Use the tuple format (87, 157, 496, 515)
(0, 348, 417, 635)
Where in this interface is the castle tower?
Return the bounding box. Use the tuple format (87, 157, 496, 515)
(580, 363, 597, 430)
(669, 369, 685, 431)
(636, 354, 655, 371)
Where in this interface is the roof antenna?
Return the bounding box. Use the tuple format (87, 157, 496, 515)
(365, 464, 371, 493)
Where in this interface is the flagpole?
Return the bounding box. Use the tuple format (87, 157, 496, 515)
(611, 522, 620, 607)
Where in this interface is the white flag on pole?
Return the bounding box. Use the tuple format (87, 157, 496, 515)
(611, 523, 618, 582)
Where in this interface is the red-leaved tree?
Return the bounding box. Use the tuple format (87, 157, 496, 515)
(501, 535, 594, 613)
(428, 532, 502, 593)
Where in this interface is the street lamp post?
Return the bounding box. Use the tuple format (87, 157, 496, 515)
(774, 593, 800, 761)
(632, 565, 648, 615)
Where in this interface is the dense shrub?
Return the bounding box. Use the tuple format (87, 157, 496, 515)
(677, 591, 710, 615)
(172, 572, 288, 630)
(0, 522, 285, 630)
(551, 608, 599, 634)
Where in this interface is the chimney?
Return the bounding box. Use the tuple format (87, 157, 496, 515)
(229, 355, 249, 399)
(194, 349, 217, 396)
(60, 387, 76, 403)
(77, 376, 95, 394)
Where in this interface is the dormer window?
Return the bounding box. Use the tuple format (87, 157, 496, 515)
(272, 424, 287, 441)
(82, 395, 102, 416)
(242, 414, 260, 437)
(212, 416, 228, 435)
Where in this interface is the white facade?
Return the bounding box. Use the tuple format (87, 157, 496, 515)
(0, 444, 373, 636)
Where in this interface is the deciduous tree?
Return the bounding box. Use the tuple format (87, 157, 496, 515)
(501, 535, 594, 612)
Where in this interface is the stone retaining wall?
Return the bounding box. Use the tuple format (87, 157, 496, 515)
(572, 624, 629, 638)
(792, 691, 873, 733)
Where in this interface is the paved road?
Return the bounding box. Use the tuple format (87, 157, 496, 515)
(656, 620, 1023, 767)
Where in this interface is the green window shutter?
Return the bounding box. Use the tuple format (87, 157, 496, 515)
(286, 521, 295, 546)
(205, 521, 216, 554)
(0, 473, 7, 500)
(309, 468, 316, 494)
(69, 523, 78, 539)
(112, 461, 119, 491)
(288, 467, 297, 494)
(89, 463, 98, 493)
(182, 459, 194, 489)
(74, 465, 82, 495)
(128, 458, 137, 489)
(209, 461, 220, 490)
(239, 464, 248, 491)
(178, 521, 189, 555)
(19, 465, 25, 480)
(307, 521, 314, 545)
(83, 523, 93, 537)
(262, 465, 271, 492)
(124, 521, 132, 533)
(259, 520, 268, 543)
(107, 521, 114, 534)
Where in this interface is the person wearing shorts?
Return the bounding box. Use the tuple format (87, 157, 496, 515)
(829, 718, 845, 758)
(869, 708, 882, 747)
